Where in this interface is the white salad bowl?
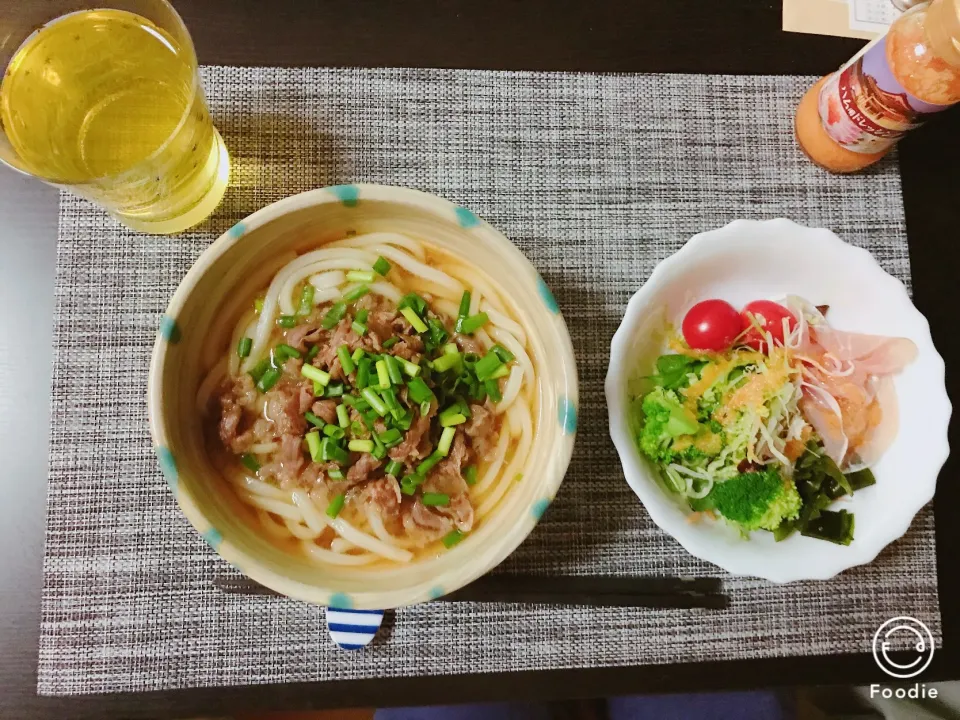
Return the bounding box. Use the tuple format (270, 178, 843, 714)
(605, 218, 950, 583)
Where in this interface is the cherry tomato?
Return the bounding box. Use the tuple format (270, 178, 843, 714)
(681, 299, 742, 351)
(739, 300, 797, 350)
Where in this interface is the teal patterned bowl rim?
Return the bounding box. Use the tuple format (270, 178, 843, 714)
(147, 184, 579, 609)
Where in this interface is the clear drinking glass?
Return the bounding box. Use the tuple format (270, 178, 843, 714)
(0, 0, 230, 234)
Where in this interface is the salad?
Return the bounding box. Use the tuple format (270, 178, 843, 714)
(632, 296, 917, 545)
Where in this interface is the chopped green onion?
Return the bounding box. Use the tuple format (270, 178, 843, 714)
(348, 439, 375, 453)
(422, 492, 450, 507)
(355, 309, 370, 324)
(384, 459, 404, 476)
(253, 297, 264, 314)
(297, 284, 315, 315)
(457, 291, 471, 321)
(426, 317, 449, 349)
(384, 354, 404, 384)
(277, 315, 298, 328)
(301, 364, 331, 386)
(442, 529, 465, 548)
(398, 293, 428, 315)
(305, 411, 325, 429)
(381, 337, 399, 349)
(305, 431, 322, 462)
(484, 379, 503, 402)
(416, 451, 444, 477)
(420, 400, 432, 418)
(464, 465, 478, 485)
(321, 302, 347, 330)
(492, 344, 515, 363)
(346, 270, 376, 283)
(351, 347, 365, 364)
(305, 344, 320, 362)
(443, 343, 459, 356)
(237, 337, 252, 358)
(356, 358, 372, 389)
(326, 493, 346, 518)
(474, 352, 504, 381)
(371, 436, 387, 459)
(400, 475, 421, 495)
(399, 358, 421, 377)
(361, 388, 389, 416)
(275, 343, 302, 360)
(378, 428, 404, 448)
(381, 386, 401, 412)
(407, 376, 435, 404)
(489, 364, 510, 380)
(340, 393, 359, 408)
(395, 410, 414, 431)
(328, 466, 344, 480)
(313, 380, 325, 396)
(463, 352, 480, 365)
(376, 360, 391, 389)
(343, 284, 369, 303)
(336, 404, 350, 428)
(437, 426, 457, 455)
(352, 321, 368, 336)
(432, 352, 462, 373)
(256, 368, 281, 392)
(337, 345, 356, 375)
(325, 382, 344, 398)
(458, 312, 489, 335)
(439, 411, 467, 428)
(514, 473, 523, 482)
(323, 424, 345, 439)
(373, 256, 391, 276)
(400, 306, 429, 333)
(320, 438, 349, 464)
(240, 453, 261, 473)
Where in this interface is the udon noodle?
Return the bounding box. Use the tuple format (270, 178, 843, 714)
(200, 232, 537, 566)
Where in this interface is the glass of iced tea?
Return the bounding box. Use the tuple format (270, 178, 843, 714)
(0, 0, 229, 234)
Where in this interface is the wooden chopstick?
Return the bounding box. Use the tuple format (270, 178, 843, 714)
(214, 574, 728, 610)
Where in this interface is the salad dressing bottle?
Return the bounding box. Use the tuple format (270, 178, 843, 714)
(795, 0, 960, 173)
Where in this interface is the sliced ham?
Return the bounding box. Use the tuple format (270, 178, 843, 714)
(811, 327, 918, 377)
(785, 295, 918, 470)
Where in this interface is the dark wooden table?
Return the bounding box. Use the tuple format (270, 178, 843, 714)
(1, 1, 957, 717)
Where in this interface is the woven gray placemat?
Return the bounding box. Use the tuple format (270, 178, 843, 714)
(39, 66, 939, 695)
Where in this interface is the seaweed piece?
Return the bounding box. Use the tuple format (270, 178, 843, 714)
(847, 468, 877, 492)
(773, 443, 871, 543)
(800, 509, 855, 546)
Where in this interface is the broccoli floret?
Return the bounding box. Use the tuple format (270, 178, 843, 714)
(710, 468, 802, 532)
(680, 446, 708, 463)
(638, 387, 699, 462)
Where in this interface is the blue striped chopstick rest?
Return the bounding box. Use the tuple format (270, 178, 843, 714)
(325, 608, 384, 650)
